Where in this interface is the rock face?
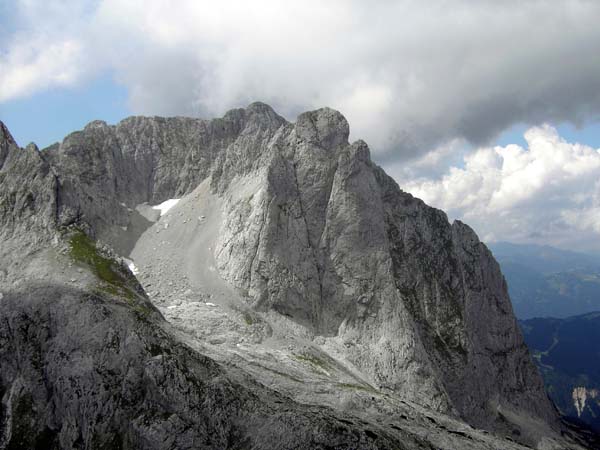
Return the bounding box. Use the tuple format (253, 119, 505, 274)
(0, 284, 411, 450)
(0, 104, 585, 449)
(0, 133, 57, 243)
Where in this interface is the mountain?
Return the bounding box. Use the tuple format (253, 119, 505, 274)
(489, 242, 600, 319)
(489, 242, 600, 275)
(0, 104, 590, 449)
(521, 312, 600, 434)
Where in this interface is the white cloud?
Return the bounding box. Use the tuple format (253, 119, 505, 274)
(400, 126, 600, 251)
(0, 39, 84, 102)
(2, 0, 600, 158)
(0, 0, 97, 101)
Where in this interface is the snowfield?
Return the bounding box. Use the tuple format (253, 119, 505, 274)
(152, 198, 180, 216)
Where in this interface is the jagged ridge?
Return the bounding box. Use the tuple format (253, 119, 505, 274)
(0, 103, 579, 449)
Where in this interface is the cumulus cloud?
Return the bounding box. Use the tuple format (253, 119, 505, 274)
(0, 38, 84, 102)
(2, 0, 600, 159)
(400, 126, 600, 251)
(0, 0, 96, 101)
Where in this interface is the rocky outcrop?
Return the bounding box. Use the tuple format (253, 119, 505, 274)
(210, 105, 557, 430)
(0, 284, 413, 450)
(0, 139, 58, 244)
(0, 104, 577, 448)
(573, 387, 599, 418)
(0, 122, 15, 168)
(38, 104, 286, 245)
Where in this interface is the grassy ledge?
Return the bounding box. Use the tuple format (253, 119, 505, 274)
(68, 230, 152, 315)
(292, 352, 333, 376)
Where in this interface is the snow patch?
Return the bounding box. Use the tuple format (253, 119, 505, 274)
(129, 263, 139, 275)
(123, 258, 139, 275)
(206, 302, 217, 307)
(152, 198, 180, 216)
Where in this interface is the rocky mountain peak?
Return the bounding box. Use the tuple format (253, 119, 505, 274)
(24, 142, 39, 152)
(83, 119, 109, 131)
(0, 120, 17, 168)
(245, 101, 286, 123)
(296, 107, 350, 150)
(348, 139, 372, 162)
(0, 120, 15, 143)
(0, 104, 587, 449)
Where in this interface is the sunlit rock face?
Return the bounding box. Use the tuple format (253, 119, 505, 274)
(0, 104, 573, 449)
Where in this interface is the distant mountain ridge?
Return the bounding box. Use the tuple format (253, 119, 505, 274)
(492, 242, 600, 441)
(489, 242, 600, 275)
(489, 242, 600, 319)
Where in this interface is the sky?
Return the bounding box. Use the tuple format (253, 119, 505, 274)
(1, 0, 600, 252)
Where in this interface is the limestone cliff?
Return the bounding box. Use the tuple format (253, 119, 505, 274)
(0, 104, 588, 449)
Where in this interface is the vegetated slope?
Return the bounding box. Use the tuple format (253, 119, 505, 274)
(521, 312, 600, 434)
